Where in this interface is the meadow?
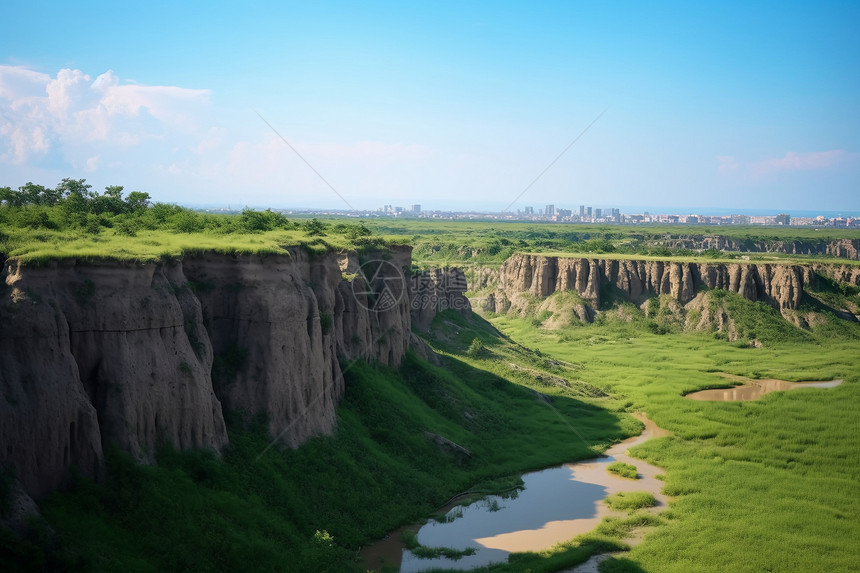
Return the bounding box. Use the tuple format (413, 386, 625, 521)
(478, 304, 860, 572)
(365, 218, 860, 268)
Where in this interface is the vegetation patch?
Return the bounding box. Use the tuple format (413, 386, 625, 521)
(0, 178, 394, 264)
(319, 312, 333, 335)
(604, 491, 658, 511)
(607, 461, 639, 479)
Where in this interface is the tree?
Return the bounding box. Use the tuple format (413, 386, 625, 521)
(92, 185, 127, 215)
(57, 178, 94, 224)
(240, 208, 289, 232)
(303, 218, 328, 236)
(56, 178, 93, 200)
(0, 186, 16, 205)
(125, 191, 151, 212)
(19, 182, 61, 206)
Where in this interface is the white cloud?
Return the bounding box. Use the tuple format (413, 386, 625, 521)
(752, 150, 860, 175)
(0, 66, 51, 100)
(0, 65, 435, 206)
(0, 65, 210, 165)
(716, 155, 739, 174)
(718, 150, 860, 179)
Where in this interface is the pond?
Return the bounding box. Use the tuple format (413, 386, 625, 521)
(686, 377, 843, 401)
(361, 413, 669, 572)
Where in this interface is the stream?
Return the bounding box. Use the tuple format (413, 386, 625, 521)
(361, 413, 670, 572)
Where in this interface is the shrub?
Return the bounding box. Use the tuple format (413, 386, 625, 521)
(604, 491, 657, 511)
(466, 337, 486, 357)
(607, 461, 639, 479)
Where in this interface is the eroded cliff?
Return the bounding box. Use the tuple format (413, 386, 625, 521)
(480, 254, 859, 321)
(410, 267, 471, 331)
(650, 236, 860, 260)
(0, 246, 417, 499)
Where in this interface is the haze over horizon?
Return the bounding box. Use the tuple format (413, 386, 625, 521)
(2, 1, 858, 213)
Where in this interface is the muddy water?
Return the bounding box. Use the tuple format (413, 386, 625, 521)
(686, 378, 843, 401)
(361, 414, 670, 572)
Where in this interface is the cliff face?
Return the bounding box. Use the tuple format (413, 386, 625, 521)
(804, 265, 860, 286)
(653, 236, 860, 261)
(0, 246, 416, 499)
(410, 267, 471, 331)
(824, 240, 860, 263)
(1, 258, 228, 499)
(484, 254, 808, 316)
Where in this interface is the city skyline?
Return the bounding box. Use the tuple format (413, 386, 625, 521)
(2, 1, 859, 212)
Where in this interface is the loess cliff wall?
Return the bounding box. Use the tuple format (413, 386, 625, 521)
(650, 236, 860, 260)
(481, 254, 860, 319)
(0, 246, 422, 500)
(410, 267, 471, 331)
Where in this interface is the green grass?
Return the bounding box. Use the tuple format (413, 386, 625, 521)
(4, 342, 633, 572)
(604, 491, 658, 511)
(1, 226, 391, 265)
(0, 196, 400, 264)
(482, 305, 860, 573)
(363, 219, 860, 268)
(607, 462, 639, 479)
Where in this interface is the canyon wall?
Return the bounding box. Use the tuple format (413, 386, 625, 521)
(481, 254, 860, 318)
(410, 267, 471, 331)
(0, 246, 422, 499)
(651, 237, 860, 260)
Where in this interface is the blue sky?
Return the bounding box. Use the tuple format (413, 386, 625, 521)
(1, 1, 858, 213)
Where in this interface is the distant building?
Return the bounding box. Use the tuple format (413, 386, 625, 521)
(579, 205, 585, 217)
(410, 204, 421, 214)
(775, 213, 790, 225)
(595, 208, 603, 219)
(557, 208, 572, 217)
(586, 206, 592, 217)
(524, 206, 534, 215)
(545, 204, 555, 216)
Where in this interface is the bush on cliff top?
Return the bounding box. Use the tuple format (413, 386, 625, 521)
(0, 179, 387, 263)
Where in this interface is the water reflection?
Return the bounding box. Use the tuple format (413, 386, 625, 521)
(400, 467, 608, 572)
(686, 378, 843, 401)
(362, 414, 669, 572)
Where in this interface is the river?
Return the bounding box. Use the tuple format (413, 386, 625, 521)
(361, 413, 670, 572)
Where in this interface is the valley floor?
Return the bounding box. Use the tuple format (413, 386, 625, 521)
(471, 310, 860, 572)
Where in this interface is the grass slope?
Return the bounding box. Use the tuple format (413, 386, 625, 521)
(2, 346, 632, 573)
